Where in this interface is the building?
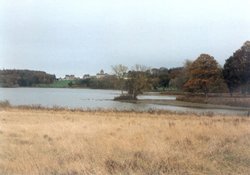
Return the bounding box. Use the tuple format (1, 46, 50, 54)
(96, 69, 109, 79)
(64, 75, 76, 80)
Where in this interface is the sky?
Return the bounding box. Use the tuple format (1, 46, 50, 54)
(0, 0, 250, 78)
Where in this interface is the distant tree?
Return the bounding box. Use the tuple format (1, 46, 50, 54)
(75, 76, 117, 89)
(158, 67, 170, 90)
(68, 81, 73, 87)
(223, 41, 250, 95)
(169, 60, 192, 90)
(168, 67, 183, 80)
(0, 69, 56, 87)
(112, 64, 128, 94)
(184, 54, 227, 98)
(148, 67, 169, 90)
(125, 65, 150, 100)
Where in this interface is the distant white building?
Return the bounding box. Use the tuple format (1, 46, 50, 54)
(64, 75, 76, 80)
(96, 69, 109, 79)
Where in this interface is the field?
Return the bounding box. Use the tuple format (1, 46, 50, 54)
(0, 108, 250, 175)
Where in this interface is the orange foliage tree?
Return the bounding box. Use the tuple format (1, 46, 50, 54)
(184, 54, 227, 97)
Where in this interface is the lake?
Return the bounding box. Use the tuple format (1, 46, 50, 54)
(0, 88, 248, 115)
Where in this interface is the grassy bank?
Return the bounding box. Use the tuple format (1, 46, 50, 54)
(177, 95, 250, 108)
(0, 108, 250, 174)
(35, 80, 75, 88)
(138, 99, 250, 112)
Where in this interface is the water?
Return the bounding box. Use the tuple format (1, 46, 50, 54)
(0, 88, 248, 115)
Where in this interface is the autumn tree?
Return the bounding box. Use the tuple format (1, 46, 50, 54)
(223, 41, 250, 95)
(112, 64, 128, 94)
(184, 54, 227, 98)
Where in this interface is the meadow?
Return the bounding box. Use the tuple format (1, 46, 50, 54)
(0, 108, 250, 175)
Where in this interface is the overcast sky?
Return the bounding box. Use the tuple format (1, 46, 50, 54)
(1, 0, 250, 77)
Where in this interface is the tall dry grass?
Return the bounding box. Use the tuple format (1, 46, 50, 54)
(0, 109, 250, 174)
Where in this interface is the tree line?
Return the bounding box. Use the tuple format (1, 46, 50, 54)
(1, 41, 249, 99)
(113, 41, 250, 99)
(0, 69, 56, 87)
(70, 65, 176, 92)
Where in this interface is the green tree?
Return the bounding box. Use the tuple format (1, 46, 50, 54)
(158, 67, 170, 90)
(147, 67, 169, 90)
(223, 41, 250, 95)
(169, 60, 192, 90)
(68, 81, 73, 87)
(184, 54, 226, 98)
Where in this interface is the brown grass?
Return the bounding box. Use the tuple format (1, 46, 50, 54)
(0, 109, 250, 175)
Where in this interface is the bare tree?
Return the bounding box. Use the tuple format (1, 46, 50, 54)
(126, 65, 150, 100)
(112, 64, 128, 94)
(133, 64, 148, 72)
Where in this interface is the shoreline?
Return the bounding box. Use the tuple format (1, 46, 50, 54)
(1, 98, 249, 116)
(137, 99, 250, 111)
(0, 103, 249, 117)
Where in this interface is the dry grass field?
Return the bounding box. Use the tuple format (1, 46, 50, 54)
(0, 108, 250, 175)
